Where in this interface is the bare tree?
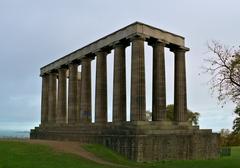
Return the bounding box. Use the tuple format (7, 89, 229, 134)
(204, 41, 240, 134)
(204, 41, 240, 104)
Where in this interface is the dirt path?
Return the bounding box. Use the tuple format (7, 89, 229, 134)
(26, 139, 127, 168)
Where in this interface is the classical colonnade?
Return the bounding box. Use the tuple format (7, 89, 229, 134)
(40, 35, 188, 126)
(32, 23, 220, 163)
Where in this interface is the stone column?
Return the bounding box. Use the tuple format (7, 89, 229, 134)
(152, 41, 166, 121)
(48, 71, 57, 124)
(68, 62, 78, 124)
(77, 72, 81, 122)
(113, 43, 126, 122)
(56, 67, 67, 124)
(95, 51, 108, 123)
(130, 36, 146, 121)
(80, 58, 92, 122)
(41, 74, 49, 125)
(172, 47, 188, 122)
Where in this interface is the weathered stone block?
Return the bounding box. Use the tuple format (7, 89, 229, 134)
(30, 123, 220, 162)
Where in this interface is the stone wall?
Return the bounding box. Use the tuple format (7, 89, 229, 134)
(30, 123, 220, 162)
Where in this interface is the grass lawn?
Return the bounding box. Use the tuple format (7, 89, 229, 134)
(0, 140, 239, 168)
(0, 141, 111, 168)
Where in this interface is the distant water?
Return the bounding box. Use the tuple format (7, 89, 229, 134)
(0, 130, 30, 138)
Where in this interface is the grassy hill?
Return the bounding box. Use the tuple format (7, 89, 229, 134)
(0, 140, 239, 168)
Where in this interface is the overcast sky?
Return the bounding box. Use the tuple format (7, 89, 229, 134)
(0, 0, 239, 131)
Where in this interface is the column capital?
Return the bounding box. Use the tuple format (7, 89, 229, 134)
(58, 66, 68, 71)
(81, 56, 93, 63)
(113, 43, 127, 49)
(95, 46, 111, 56)
(40, 73, 49, 77)
(58, 68, 67, 79)
(50, 69, 58, 74)
(69, 60, 81, 65)
(59, 64, 68, 69)
(113, 39, 130, 48)
(83, 53, 95, 61)
(68, 62, 79, 71)
(129, 35, 145, 42)
(170, 46, 190, 53)
(148, 39, 166, 47)
(95, 50, 110, 56)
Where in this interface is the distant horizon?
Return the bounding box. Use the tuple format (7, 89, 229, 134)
(0, 130, 29, 139)
(0, 121, 39, 131)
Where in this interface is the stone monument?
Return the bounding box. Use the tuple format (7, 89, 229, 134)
(30, 22, 220, 162)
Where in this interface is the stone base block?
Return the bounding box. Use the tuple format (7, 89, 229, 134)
(30, 122, 220, 162)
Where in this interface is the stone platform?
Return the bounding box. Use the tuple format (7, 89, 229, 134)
(30, 122, 220, 162)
